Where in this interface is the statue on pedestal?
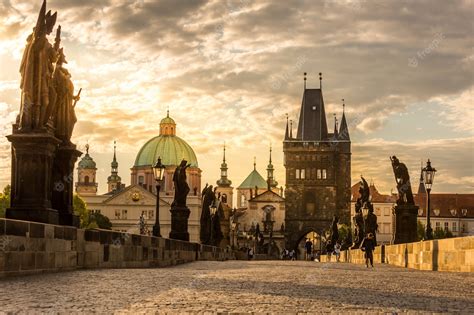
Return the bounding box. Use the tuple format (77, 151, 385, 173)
(172, 159, 191, 207)
(390, 156, 415, 205)
(390, 156, 419, 244)
(352, 176, 378, 247)
(330, 215, 339, 245)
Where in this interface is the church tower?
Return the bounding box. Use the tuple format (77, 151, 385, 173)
(107, 141, 123, 193)
(266, 145, 278, 190)
(75, 144, 98, 196)
(283, 73, 351, 249)
(216, 144, 233, 207)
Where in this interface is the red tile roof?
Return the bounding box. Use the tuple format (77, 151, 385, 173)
(350, 183, 396, 203)
(415, 193, 474, 218)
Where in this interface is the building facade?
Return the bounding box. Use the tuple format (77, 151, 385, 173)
(284, 75, 351, 250)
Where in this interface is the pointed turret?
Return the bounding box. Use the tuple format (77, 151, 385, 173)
(284, 114, 290, 140)
(216, 144, 232, 187)
(266, 145, 278, 189)
(296, 72, 328, 141)
(333, 114, 339, 138)
(417, 161, 426, 194)
(338, 99, 350, 140)
(107, 141, 122, 193)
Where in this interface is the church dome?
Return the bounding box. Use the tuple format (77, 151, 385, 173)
(78, 145, 96, 169)
(134, 112, 198, 168)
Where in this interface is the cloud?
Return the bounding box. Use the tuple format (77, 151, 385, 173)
(0, 0, 472, 194)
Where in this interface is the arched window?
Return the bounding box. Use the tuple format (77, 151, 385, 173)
(84, 176, 89, 184)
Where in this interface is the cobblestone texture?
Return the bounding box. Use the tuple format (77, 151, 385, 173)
(0, 261, 473, 313)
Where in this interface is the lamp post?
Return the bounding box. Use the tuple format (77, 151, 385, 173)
(422, 159, 436, 240)
(210, 202, 217, 246)
(152, 157, 165, 237)
(231, 222, 237, 249)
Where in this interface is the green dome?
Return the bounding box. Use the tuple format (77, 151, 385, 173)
(134, 135, 198, 168)
(78, 153, 96, 169)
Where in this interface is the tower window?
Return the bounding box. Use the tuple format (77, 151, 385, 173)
(296, 169, 300, 179)
(85, 176, 90, 184)
(300, 169, 305, 179)
(317, 169, 321, 179)
(138, 176, 144, 185)
(322, 169, 327, 179)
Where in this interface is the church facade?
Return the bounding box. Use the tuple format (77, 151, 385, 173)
(75, 113, 202, 242)
(284, 74, 351, 250)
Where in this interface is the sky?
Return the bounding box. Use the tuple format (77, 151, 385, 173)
(0, 0, 473, 196)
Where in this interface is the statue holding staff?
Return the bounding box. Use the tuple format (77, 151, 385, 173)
(18, 0, 58, 131)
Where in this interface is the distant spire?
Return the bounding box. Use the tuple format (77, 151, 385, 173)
(217, 142, 231, 187)
(333, 114, 338, 137)
(284, 114, 289, 140)
(418, 159, 426, 194)
(111, 140, 118, 170)
(319, 72, 322, 89)
(167, 109, 169, 117)
(269, 144, 272, 164)
(304, 72, 307, 90)
(267, 145, 278, 188)
(254, 157, 256, 170)
(289, 120, 293, 138)
(223, 142, 226, 163)
(338, 99, 350, 140)
(85, 142, 89, 155)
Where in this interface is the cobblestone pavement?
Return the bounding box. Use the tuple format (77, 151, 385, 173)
(1, 261, 473, 314)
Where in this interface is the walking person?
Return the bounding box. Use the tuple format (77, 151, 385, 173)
(304, 239, 313, 261)
(334, 241, 341, 262)
(325, 240, 333, 262)
(361, 233, 375, 268)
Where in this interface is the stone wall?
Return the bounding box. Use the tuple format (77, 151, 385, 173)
(319, 236, 473, 272)
(0, 218, 233, 278)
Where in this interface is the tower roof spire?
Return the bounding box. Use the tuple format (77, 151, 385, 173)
(254, 156, 256, 170)
(304, 72, 307, 90)
(284, 113, 289, 140)
(319, 72, 322, 89)
(289, 120, 293, 138)
(338, 99, 350, 140)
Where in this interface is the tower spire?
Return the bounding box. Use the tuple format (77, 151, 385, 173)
(333, 114, 338, 137)
(319, 72, 322, 89)
(304, 72, 307, 90)
(284, 113, 289, 140)
(254, 156, 256, 170)
(107, 140, 122, 193)
(267, 144, 278, 189)
(338, 99, 350, 140)
(289, 120, 293, 138)
(217, 143, 231, 187)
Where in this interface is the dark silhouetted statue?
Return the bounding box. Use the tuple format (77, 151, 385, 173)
(172, 159, 191, 207)
(390, 156, 415, 205)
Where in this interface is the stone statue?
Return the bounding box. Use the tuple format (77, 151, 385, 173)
(352, 176, 373, 248)
(364, 206, 378, 244)
(52, 45, 79, 143)
(330, 215, 339, 245)
(18, 1, 58, 131)
(172, 159, 191, 207)
(390, 156, 415, 205)
(200, 185, 214, 244)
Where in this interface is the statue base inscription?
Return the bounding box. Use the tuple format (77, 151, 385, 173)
(169, 206, 190, 241)
(393, 204, 418, 244)
(6, 131, 61, 225)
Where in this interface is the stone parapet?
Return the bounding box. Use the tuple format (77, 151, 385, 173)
(0, 218, 232, 278)
(319, 236, 473, 272)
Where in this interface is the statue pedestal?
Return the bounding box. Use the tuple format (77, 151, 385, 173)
(169, 205, 190, 241)
(393, 204, 418, 244)
(6, 131, 61, 225)
(51, 144, 82, 227)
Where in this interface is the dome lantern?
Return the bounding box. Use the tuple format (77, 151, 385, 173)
(160, 110, 176, 136)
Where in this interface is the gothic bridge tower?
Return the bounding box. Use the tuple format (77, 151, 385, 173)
(284, 73, 351, 250)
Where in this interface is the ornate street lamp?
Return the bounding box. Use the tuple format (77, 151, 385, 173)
(422, 159, 436, 240)
(231, 221, 237, 249)
(152, 157, 166, 237)
(210, 202, 217, 246)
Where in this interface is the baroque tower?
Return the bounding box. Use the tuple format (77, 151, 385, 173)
(283, 73, 351, 249)
(107, 141, 123, 192)
(75, 144, 98, 196)
(216, 144, 233, 207)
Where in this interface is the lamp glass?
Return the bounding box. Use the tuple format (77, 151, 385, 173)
(152, 157, 165, 181)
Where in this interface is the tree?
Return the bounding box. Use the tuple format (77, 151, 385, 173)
(417, 220, 425, 241)
(0, 185, 11, 218)
(73, 194, 112, 230)
(337, 224, 352, 243)
(433, 227, 446, 239)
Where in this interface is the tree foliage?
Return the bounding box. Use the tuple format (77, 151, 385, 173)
(0, 185, 11, 218)
(73, 194, 112, 230)
(433, 227, 453, 239)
